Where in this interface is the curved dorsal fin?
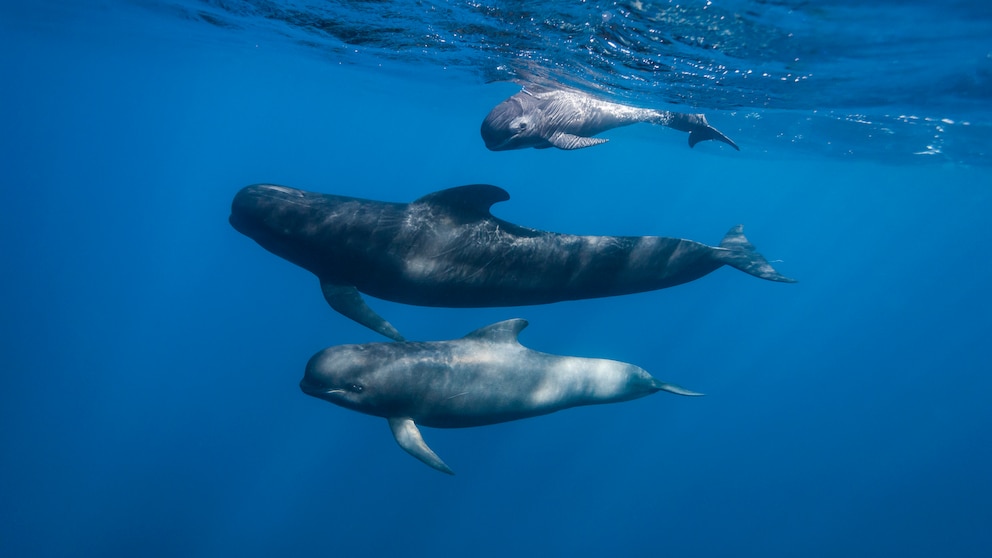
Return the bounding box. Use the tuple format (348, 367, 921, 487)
(412, 184, 509, 217)
(462, 318, 528, 344)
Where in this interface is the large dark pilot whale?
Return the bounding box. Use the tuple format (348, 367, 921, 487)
(229, 184, 794, 341)
(301, 318, 702, 474)
(481, 85, 740, 151)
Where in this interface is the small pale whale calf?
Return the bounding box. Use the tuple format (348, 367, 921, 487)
(300, 318, 702, 474)
(481, 85, 740, 151)
(229, 184, 794, 342)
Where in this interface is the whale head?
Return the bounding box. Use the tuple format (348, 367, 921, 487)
(301, 344, 402, 417)
(229, 184, 310, 237)
(480, 96, 543, 150)
(229, 184, 331, 274)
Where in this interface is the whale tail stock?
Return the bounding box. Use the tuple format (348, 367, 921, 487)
(717, 225, 797, 283)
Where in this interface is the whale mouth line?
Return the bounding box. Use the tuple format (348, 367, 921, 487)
(487, 134, 520, 151)
(504, 134, 523, 148)
(300, 379, 346, 396)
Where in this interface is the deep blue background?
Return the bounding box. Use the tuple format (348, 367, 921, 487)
(2, 4, 991, 558)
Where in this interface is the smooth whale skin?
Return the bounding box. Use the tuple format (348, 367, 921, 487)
(481, 85, 740, 151)
(300, 318, 702, 474)
(229, 184, 795, 341)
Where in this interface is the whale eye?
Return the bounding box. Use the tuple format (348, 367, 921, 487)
(349, 383, 364, 393)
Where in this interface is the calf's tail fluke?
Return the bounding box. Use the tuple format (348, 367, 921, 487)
(653, 380, 705, 397)
(718, 225, 797, 283)
(688, 122, 740, 151)
(663, 113, 740, 151)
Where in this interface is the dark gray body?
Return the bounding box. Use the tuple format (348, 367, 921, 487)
(301, 319, 701, 474)
(481, 86, 740, 151)
(229, 184, 794, 340)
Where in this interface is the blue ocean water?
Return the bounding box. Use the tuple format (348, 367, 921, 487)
(1, 1, 991, 557)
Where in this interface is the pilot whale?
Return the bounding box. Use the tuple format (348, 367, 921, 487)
(300, 318, 702, 474)
(229, 184, 794, 341)
(481, 85, 740, 151)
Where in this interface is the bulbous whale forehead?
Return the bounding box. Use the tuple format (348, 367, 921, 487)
(302, 345, 370, 388)
(232, 183, 308, 210)
(300, 345, 380, 409)
(480, 97, 530, 149)
(228, 184, 314, 236)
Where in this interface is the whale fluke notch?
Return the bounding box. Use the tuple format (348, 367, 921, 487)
(412, 184, 510, 217)
(462, 318, 529, 344)
(716, 225, 796, 283)
(388, 417, 454, 475)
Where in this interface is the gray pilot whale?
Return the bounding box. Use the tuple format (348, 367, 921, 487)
(481, 85, 740, 151)
(301, 318, 702, 474)
(229, 184, 794, 341)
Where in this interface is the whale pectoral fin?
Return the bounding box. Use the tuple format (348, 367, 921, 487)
(320, 281, 406, 342)
(388, 417, 454, 475)
(547, 131, 609, 150)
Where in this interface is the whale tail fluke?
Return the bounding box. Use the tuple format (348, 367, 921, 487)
(688, 122, 740, 151)
(652, 380, 705, 397)
(664, 113, 741, 151)
(718, 225, 797, 283)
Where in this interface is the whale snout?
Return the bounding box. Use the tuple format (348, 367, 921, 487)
(228, 189, 261, 235)
(299, 377, 323, 396)
(480, 118, 514, 151)
(301, 349, 333, 396)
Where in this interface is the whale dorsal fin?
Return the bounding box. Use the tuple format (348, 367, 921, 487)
(412, 185, 509, 217)
(463, 318, 528, 344)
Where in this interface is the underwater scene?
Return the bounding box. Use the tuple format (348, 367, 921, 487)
(2, 1, 991, 556)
